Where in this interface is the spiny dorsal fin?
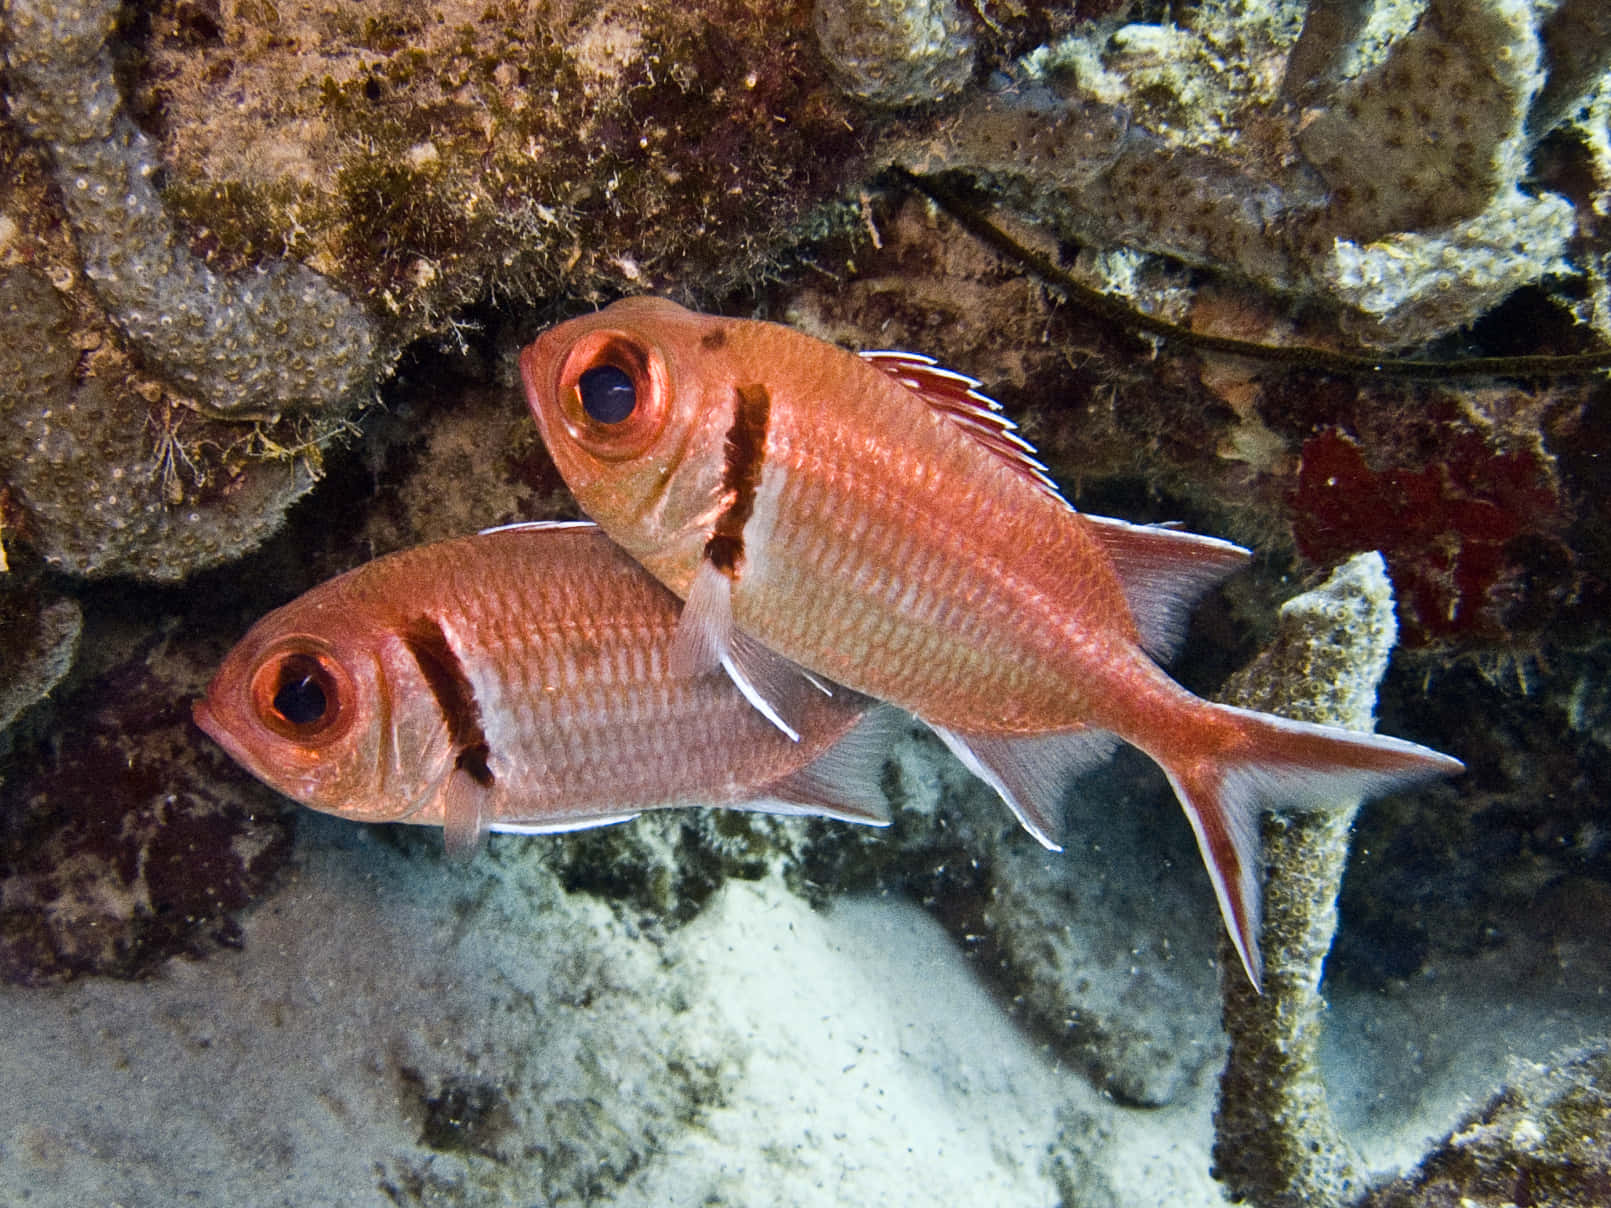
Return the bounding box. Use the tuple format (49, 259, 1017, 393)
(860, 350, 1070, 508)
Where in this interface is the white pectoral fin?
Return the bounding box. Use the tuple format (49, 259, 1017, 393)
(669, 559, 734, 678)
(930, 723, 1122, 849)
(670, 558, 818, 743)
(439, 768, 492, 862)
(721, 630, 818, 743)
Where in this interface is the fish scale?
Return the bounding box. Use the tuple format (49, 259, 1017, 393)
(761, 434, 1081, 724)
(521, 297, 1464, 988)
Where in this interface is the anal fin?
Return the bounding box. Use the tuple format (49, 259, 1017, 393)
(929, 724, 1122, 848)
(750, 707, 897, 825)
(488, 812, 641, 836)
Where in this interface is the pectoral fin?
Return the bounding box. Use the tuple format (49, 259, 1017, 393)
(440, 766, 492, 862)
(670, 559, 818, 742)
(669, 558, 734, 678)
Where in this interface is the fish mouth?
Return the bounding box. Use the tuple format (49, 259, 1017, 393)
(191, 696, 222, 744)
(192, 697, 263, 780)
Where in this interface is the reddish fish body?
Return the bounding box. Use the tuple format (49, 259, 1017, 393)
(520, 297, 1462, 986)
(193, 523, 887, 855)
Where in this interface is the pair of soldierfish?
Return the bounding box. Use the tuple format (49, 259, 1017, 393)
(197, 296, 1462, 988)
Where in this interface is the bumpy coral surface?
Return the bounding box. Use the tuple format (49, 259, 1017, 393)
(891, 0, 1608, 348)
(813, 0, 977, 109)
(0, 582, 79, 735)
(1213, 554, 1400, 1208)
(6, 0, 378, 416)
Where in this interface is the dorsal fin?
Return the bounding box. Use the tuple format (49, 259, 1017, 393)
(860, 350, 1070, 508)
(1080, 514, 1252, 662)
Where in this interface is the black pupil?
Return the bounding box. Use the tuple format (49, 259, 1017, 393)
(578, 364, 637, 424)
(273, 670, 328, 726)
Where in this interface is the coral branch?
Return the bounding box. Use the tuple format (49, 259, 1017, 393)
(3, 0, 376, 416)
(1212, 553, 1402, 1207)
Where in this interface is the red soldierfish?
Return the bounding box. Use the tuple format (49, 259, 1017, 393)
(519, 297, 1463, 987)
(193, 522, 889, 856)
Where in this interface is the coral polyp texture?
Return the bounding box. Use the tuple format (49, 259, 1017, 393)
(1212, 553, 1399, 1208)
(5, 0, 377, 417)
(812, 0, 978, 109)
(888, 0, 1608, 348)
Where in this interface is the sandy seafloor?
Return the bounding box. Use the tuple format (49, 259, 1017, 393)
(2, 798, 1609, 1208)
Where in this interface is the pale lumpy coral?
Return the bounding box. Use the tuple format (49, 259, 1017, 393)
(813, 0, 978, 109)
(889, 0, 1609, 348)
(1213, 553, 1402, 1208)
(5, 0, 378, 416)
(0, 262, 321, 579)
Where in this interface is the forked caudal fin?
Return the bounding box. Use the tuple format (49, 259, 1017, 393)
(1165, 704, 1463, 990)
(935, 704, 1461, 990)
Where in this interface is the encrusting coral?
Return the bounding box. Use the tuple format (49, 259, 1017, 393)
(885, 0, 1601, 348)
(812, 0, 978, 110)
(1359, 1045, 1611, 1208)
(0, 580, 79, 736)
(0, 0, 376, 581)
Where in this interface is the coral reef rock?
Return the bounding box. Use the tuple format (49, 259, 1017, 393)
(1361, 1045, 1611, 1208)
(889, 0, 1609, 347)
(813, 0, 978, 109)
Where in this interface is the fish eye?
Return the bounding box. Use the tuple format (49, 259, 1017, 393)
(272, 662, 328, 726)
(250, 648, 351, 742)
(578, 364, 637, 424)
(553, 330, 671, 461)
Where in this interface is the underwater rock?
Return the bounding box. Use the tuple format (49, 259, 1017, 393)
(5, 0, 378, 417)
(0, 619, 294, 985)
(0, 585, 80, 737)
(134, 0, 866, 322)
(1529, 0, 1611, 137)
(1296, 0, 1539, 242)
(1359, 1045, 1611, 1207)
(970, 768, 1224, 1108)
(0, 115, 353, 581)
(0, 262, 329, 578)
(889, 0, 1604, 348)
